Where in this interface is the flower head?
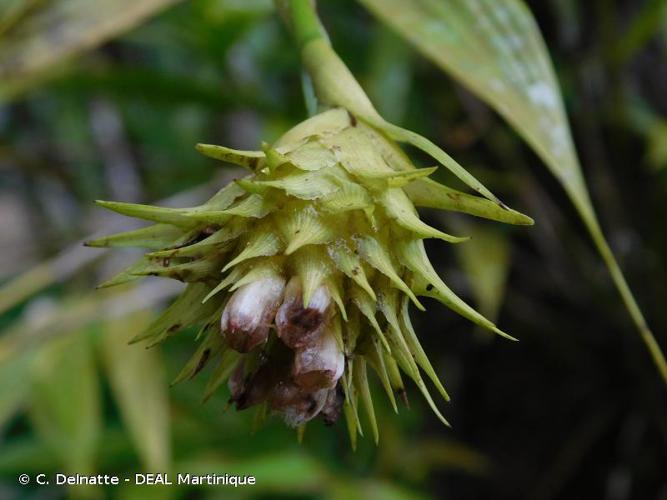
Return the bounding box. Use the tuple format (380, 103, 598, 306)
(88, 106, 532, 444)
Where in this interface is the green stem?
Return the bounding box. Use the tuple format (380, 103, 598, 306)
(571, 188, 667, 384)
(581, 209, 667, 384)
(279, 0, 330, 114)
(284, 0, 328, 49)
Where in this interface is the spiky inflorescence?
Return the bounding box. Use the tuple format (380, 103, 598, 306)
(89, 107, 532, 446)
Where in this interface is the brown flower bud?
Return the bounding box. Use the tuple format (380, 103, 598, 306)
(276, 277, 331, 349)
(268, 379, 328, 427)
(292, 326, 344, 391)
(228, 360, 277, 411)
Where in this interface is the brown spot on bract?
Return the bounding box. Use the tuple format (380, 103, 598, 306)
(171, 269, 193, 282)
(168, 323, 182, 333)
(426, 283, 434, 292)
(397, 388, 410, 408)
(192, 349, 211, 378)
(347, 111, 357, 127)
(175, 230, 208, 249)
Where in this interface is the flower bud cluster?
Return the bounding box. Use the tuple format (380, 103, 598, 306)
(91, 107, 531, 441)
(223, 276, 344, 426)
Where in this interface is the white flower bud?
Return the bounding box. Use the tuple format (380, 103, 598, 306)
(221, 275, 285, 352)
(276, 277, 331, 349)
(292, 327, 344, 390)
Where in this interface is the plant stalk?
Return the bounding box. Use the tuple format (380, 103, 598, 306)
(580, 204, 667, 384)
(284, 0, 327, 49)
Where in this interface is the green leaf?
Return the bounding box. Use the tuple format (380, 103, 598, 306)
(0, 0, 182, 101)
(358, 0, 582, 196)
(0, 351, 33, 429)
(101, 312, 171, 471)
(28, 330, 102, 475)
(359, 0, 667, 384)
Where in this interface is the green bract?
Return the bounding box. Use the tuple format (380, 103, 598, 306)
(89, 107, 532, 445)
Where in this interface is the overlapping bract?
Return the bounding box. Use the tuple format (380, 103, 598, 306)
(89, 107, 531, 444)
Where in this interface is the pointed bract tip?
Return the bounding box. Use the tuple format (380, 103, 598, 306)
(493, 327, 519, 342)
(412, 296, 426, 312)
(449, 235, 471, 244)
(516, 212, 535, 226)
